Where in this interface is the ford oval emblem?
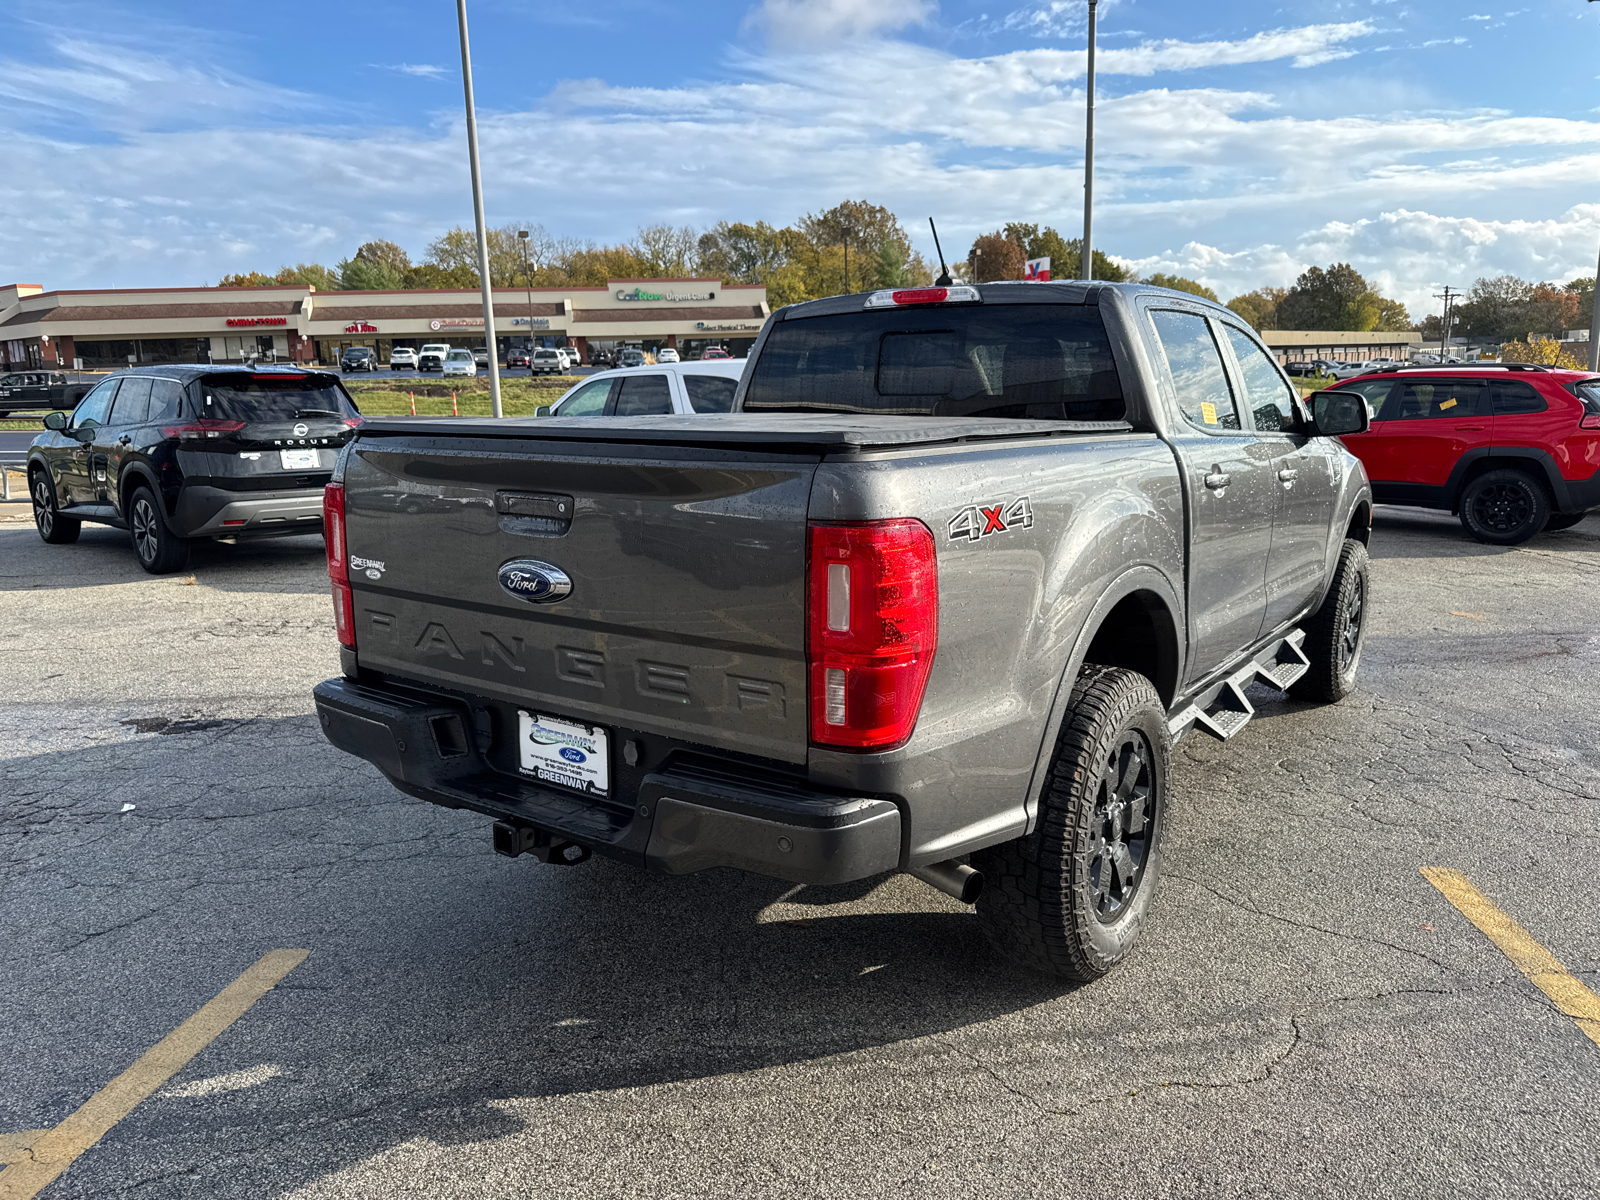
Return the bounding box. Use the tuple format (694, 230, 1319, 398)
(292, 422, 309, 437)
(497, 558, 573, 604)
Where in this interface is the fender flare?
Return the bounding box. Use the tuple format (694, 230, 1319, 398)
(1444, 446, 1571, 511)
(1020, 564, 1185, 833)
(116, 461, 163, 517)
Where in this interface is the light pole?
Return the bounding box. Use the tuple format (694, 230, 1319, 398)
(1589, 241, 1600, 372)
(1081, 0, 1098, 281)
(456, 0, 502, 417)
(518, 228, 533, 362)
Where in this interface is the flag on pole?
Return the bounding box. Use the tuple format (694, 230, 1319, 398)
(1024, 257, 1051, 281)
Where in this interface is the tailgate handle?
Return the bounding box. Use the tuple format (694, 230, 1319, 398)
(496, 492, 574, 519)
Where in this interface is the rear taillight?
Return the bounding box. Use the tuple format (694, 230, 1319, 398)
(863, 285, 981, 309)
(160, 419, 246, 439)
(324, 483, 355, 649)
(807, 519, 938, 749)
(1581, 414, 1600, 430)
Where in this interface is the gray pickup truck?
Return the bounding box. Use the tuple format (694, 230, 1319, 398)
(313, 281, 1373, 980)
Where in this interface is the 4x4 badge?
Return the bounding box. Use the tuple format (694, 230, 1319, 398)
(948, 495, 1034, 543)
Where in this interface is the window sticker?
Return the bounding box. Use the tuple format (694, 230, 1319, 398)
(1200, 401, 1219, 425)
(1440, 397, 1457, 410)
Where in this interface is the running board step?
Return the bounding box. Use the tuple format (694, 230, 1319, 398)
(1168, 630, 1309, 743)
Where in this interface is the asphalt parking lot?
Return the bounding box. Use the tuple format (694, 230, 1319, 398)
(2, 505, 1598, 1199)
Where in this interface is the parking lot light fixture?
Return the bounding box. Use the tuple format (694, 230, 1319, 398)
(455, 0, 502, 418)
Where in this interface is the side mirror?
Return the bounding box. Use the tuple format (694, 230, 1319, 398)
(535, 405, 553, 418)
(43, 410, 67, 431)
(1312, 389, 1370, 437)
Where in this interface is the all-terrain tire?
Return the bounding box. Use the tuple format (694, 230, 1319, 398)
(1289, 538, 1369, 703)
(129, 486, 190, 574)
(1459, 469, 1550, 546)
(1543, 511, 1589, 532)
(32, 469, 81, 544)
(972, 665, 1170, 982)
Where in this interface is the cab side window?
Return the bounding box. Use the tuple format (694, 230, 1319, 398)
(555, 378, 613, 416)
(1492, 381, 1547, 416)
(1221, 325, 1298, 432)
(71, 379, 120, 430)
(613, 374, 673, 416)
(109, 377, 153, 426)
(1378, 380, 1489, 421)
(1149, 310, 1242, 432)
(684, 374, 737, 413)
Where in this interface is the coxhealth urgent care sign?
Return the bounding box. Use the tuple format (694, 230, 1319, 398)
(615, 287, 715, 302)
(226, 317, 287, 327)
(430, 318, 485, 330)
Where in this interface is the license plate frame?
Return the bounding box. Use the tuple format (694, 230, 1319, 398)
(280, 448, 319, 470)
(516, 711, 610, 797)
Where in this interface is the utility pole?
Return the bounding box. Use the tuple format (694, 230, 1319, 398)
(456, 0, 502, 417)
(1433, 285, 1458, 360)
(518, 229, 533, 362)
(1589, 241, 1600, 372)
(1081, 0, 1098, 281)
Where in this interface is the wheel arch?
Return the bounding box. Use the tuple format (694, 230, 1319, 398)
(1446, 447, 1570, 512)
(117, 461, 163, 516)
(1021, 567, 1184, 833)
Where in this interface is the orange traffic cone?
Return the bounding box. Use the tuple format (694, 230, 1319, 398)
(451, 392, 459, 416)
(409, 391, 416, 416)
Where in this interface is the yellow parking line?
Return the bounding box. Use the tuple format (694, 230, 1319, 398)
(0, 949, 308, 1199)
(1421, 867, 1600, 1050)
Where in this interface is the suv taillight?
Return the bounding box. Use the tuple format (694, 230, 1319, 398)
(807, 519, 938, 749)
(324, 483, 355, 649)
(160, 419, 246, 440)
(1581, 414, 1600, 430)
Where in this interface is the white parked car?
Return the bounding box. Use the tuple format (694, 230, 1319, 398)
(655, 347, 680, 364)
(542, 360, 745, 417)
(442, 348, 476, 377)
(418, 343, 451, 372)
(530, 348, 567, 376)
(390, 347, 419, 370)
(1328, 360, 1379, 380)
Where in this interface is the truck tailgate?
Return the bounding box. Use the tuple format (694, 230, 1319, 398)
(341, 433, 817, 763)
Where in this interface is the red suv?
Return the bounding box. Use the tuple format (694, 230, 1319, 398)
(1325, 364, 1600, 544)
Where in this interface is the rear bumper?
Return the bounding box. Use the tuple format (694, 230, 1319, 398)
(312, 676, 903, 885)
(173, 484, 325, 537)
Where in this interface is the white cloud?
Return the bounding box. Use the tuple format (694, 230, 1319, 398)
(750, 0, 934, 43)
(374, 63, 449, 80)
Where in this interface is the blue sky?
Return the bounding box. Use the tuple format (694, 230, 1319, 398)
(2, 0, 1597, 317)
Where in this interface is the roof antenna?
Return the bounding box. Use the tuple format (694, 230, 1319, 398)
(929, 218, 952, 287)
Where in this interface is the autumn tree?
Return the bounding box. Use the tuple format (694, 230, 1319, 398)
(799, 201, 928, 293)
(1000, 223, 1130, 282)
(967, 232, 1024, 282)
(1227, 287, 1287, 330)
(1273, 263, 1410, 332)
(1502, 335, 1581, 368)
(1142, 273, 1219, 302)
(216, 270, 277, 287)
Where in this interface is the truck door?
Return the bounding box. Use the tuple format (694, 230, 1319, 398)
(1217, 323, 1338, 634)
(1146, 309, 1277, 684)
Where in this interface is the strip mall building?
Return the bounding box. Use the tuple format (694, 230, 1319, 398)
(0, 279, 770, 370)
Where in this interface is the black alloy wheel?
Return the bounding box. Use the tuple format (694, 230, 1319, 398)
(32, 471, 80, 544)
(1460, 469, 1549, 546)
(1290, 538, 1369, 703)
(129, 487, 189, 574)
(1087, 731, 1157, 923)
(1337, 571, 1365, 675)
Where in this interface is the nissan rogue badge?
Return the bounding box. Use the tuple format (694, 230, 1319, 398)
(293, 422, 309, 437)
(498, 559, 573, 603)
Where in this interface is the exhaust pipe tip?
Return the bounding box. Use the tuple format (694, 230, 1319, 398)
(908, 859, 983, 905)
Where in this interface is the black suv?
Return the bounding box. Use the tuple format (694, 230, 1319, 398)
(27, 366, 361, 573)
(340, 346, 377, 373)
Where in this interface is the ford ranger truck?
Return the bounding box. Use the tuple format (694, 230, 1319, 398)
(314, 281, 1374, 980)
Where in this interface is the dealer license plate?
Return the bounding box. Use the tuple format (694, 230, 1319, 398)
(517, 711, 609, 797)
(280, 449, 319, 470)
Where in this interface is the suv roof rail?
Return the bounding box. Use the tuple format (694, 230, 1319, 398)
(1372, 362, 1555, 375)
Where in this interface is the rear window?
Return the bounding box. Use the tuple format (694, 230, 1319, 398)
(199, 374, 359, 423)
(743, 304, 1124, 420)
(685, 373, 737, 413)
(1569, 380, 1600, 414)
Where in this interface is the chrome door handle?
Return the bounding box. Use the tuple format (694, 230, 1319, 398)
(1204, 472, 1231, 490)
(1278, 468, 1298, 482)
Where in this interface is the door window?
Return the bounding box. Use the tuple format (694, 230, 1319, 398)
(1221, 325, 1298, 432)
(1149, 311, 1241, 431)
(109, 376, 153, 426)
(1377, 380, 1489, 421)
(1491, 380, 1547, 415)
(613, 374, 673, 416)
(684, 374, 737, 413)
(71, 378, 119, 429)
(555, 378, 612, 416)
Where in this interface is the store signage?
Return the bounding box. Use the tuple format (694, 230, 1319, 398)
(226, 317, 287, 327)
(616, 287, 715, 302)
(344, 320, 378, 334)
(430, 317, 485, 329)
(695, 321, 763, 332)
(511, 317, 551, 328)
